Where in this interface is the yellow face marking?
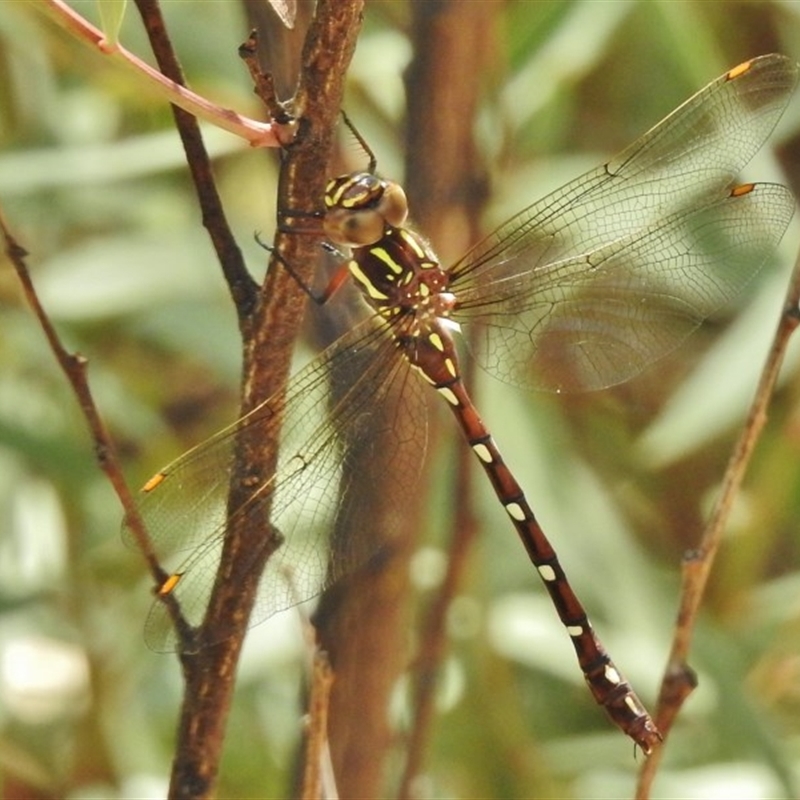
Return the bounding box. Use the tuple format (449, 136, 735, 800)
(158, 573, 182, 596)
(349, 262, 389, 300)
(428, 332, 444, 351)
(332, 176, 372, 209)
(438, 386, 459, 406)
(341, 195, 365, 209)
(506, 502, 525, 521)
(567, 625, 583, 637)
(370, 247, 404, 274)
(327, 180, 355, 207)
(142, 472, 167, 493)
(472, 443, 493, 463)
(538, 565, 556, 582)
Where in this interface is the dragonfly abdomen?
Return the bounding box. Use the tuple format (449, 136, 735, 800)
(416, 340, 661, 752)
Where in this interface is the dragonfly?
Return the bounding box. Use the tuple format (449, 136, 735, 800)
(125, 54, 796, 752)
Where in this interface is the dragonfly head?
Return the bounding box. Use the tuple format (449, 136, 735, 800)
(323, 172, 408, 248)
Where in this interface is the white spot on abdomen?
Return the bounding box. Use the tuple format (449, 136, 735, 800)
(538, 565, 556, 582)
(604, 665, 621, 686)
(438, 386, 459, 406)
(472, 443, 493, 463)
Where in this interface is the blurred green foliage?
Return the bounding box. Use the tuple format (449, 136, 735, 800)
(1, 1, 800, 798)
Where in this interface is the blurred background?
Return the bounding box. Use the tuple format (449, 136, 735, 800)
(1, 1, 800, 798)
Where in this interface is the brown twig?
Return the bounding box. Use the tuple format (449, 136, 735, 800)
(0, 207, 169, 599)
(301, 651, 337, 800)
(635, 245, 800, 799)
(0, 208, 164, 574)
(242, 0, 314, 102)
(239, 30, 294, 125)
(117, 1, 365, 797)
(132, 0, 257, 322)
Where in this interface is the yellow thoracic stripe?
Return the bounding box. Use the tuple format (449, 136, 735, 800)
(399, 228, 425, 258)
(370, 246, 404, 274)
(348, 260, 389, 300)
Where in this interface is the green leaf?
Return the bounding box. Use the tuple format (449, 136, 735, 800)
(96, 0, 127, 48)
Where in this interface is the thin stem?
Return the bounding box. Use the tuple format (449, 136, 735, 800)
(132, 0, 257, 320)
(301, 651, 337, 800)
(31, 0, 291, 148)
(0, 208, 165, 587)
(238, 29, 294, 125)
(636, 245, 800, 799)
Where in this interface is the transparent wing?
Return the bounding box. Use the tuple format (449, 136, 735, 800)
(451, 54, 797, 391)
(123, 316, 426, 652)
(459, 184, 793, 392)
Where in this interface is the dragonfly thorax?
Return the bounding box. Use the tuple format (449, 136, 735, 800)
(349, 225, 454, 323)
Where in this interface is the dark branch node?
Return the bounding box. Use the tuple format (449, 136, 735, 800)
(238, 28, 296, 127)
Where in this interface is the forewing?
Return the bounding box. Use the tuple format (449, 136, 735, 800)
(451, 55, 797, 390)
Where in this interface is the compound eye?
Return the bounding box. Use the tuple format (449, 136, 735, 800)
(375, 181, 408, 228)
(323, 208, 385, 247)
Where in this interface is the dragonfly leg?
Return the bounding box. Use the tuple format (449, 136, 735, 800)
(255, 232, 352, 305)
